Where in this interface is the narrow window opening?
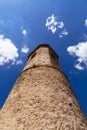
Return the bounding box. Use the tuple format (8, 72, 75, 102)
(30, 53, 36, 60)
(51, 52, 57, 60)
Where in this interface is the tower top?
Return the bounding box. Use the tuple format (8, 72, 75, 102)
(23, 44, 61, 72)
(28, 44, 58, 59)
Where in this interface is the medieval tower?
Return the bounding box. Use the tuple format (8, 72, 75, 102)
(0, 44, 87, 129)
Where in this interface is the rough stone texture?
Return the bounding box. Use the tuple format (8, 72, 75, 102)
(23, 45, 61, 71)
(0, 44, 87, 130)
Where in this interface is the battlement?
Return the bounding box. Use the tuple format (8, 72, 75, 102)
(23, 44, 61, 71)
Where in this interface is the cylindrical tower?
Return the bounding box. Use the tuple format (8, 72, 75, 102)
(0, 44, 87, 130)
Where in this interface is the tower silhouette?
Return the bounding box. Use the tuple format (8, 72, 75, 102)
(0, 44, 87, 130)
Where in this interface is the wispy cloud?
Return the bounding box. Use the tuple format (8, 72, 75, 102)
(45, 14, 68, 38)
(67, 41, 87, 70)
(22, 29, 27, 36)
(59, 29, 68, 38)
(83, 33, 87, 40)
(74, 63, 84, 70)
(57, 21, 64, 29)
(0, 35, 19, 65)
(45, 14, 58, 34)
(15, 60, 23, 65)
(84, 19, 87, 28)
(21, 45, 29, 54)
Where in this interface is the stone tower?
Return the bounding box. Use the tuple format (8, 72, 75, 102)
(0, 44, 87, 130)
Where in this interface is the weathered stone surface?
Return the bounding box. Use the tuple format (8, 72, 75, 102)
(0, 44, 87, 130)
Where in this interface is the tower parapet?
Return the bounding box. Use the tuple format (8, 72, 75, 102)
(23, 44, 61, 71)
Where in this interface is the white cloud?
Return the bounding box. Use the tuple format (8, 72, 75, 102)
(84, 19, 87, 27)
(21, 45, 29, 53)
(45, 14, 58, 34)
(16, 60, 23, 65)
(22, 29, 27, 36)
(67, 41, 87, 70)
(59, 29, 68, 38)
(49, 26, 57, 34)
(74, 63, 84, 70)
(0, 35, 19, 65)
(57, 21, 64, 29)
(45, 14, 64, 34)
(83, 33, 87, 40)
(45, 14, 68, 37)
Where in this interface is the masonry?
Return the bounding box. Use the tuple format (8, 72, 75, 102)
(0, 44, 87, 130)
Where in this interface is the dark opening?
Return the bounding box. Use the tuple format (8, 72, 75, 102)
(30, 53, 36, 60)
(69, 103, 72, 107)
(51, 52, 57, 60)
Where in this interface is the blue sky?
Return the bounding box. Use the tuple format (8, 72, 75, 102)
(0, 0, 87, 117)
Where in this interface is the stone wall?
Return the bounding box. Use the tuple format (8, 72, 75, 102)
(0, 44, 87, 130)
(0, 66, 87, 130)
(23, 46, 61, 71)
